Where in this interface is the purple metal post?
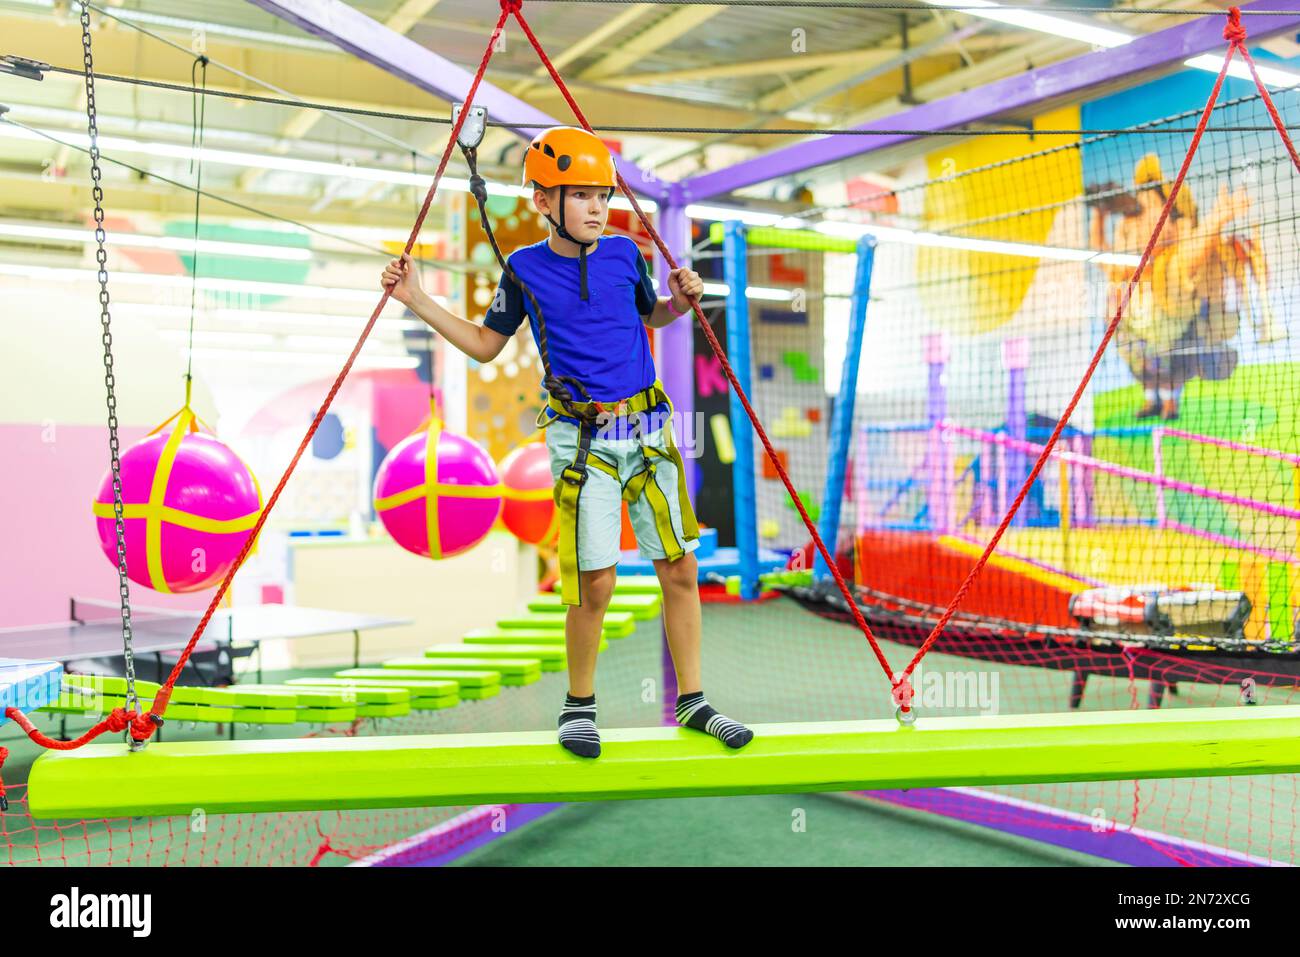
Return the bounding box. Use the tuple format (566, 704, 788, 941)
(677, 2, 1300, 202)
(1079, 432, 1095, 528)
(1003, 337, 1029, 528)
(656, 202, 698, 499)
(996, 441, 1007, 522)
(925, 333, 951, 533)
(1152, 427, 1167, 528)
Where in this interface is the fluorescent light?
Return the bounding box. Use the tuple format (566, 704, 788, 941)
(0, 263, 400, 304)
(102, 7, 338, 53)
(1185, 54, 1300, 89)
(0, 124, 656, 211)
(161, 328, 407, 353)
(185, 347, 420, 369)
(813, 219, 1141, 265)
(925, 0, 1132, 48)
(0, 222, 312, 261)
(158, 330, 277, 348)
(689, 202, 1140, 265)
(283, 333, 398, 351)
(686, 204, 788, 227)
(5, 0, 339, 52)
(702, 281, 792, 302)
(209, 308, 423, 332)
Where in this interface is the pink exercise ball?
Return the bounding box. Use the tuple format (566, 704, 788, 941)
(93, 417, 262, 593)
(499, 441, 558, 546)
(373, 421, 502, 559)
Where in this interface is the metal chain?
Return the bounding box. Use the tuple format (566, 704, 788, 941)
(79, 2, 140, 732)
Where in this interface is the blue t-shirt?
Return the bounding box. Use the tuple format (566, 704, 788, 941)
(483, 235, 662, 424)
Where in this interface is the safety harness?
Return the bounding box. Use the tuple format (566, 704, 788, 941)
(456, 110, 698, 605)
(544, 379, 699, 605)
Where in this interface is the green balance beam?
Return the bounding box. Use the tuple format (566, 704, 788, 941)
(463, 629, 608, 653)
(234, 685, 359, 724)
(25, 706, 1300, 819)
(283, 679, 411, 719)
(377, 658, 540, 686)
(528, 593, 661, 621)
(553, 575, 661, 596)
(325, 671, 464, 706)
(343, 670, 499, 702)
(422, 645, 564, 672)
(496, 613, 636, 639)
(43, 678, 265, 724)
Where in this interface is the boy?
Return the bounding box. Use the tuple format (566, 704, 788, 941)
(381, 125, 752, 758)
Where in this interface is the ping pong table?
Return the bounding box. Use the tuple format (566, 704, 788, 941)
(0, 598, 413, 685)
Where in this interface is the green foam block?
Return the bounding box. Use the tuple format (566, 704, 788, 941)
(28, 707, 1300, 819)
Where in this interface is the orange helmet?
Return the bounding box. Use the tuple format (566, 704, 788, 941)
(522, 126, 616, 190)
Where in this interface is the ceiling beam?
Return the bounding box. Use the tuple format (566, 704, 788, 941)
(579, 5, 727, 81)
(507, 3, 658, 99)
(678, 2, 1300, 203)
(0, 170, 421, 229)
(245, 0, 667, 201)
(653, 17, 985, 175)
(242, 0, 449, 199)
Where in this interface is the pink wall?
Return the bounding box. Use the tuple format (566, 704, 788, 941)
(0, 423, 212, 630)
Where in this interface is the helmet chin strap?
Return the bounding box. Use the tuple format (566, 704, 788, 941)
(544, 184, 603, 302)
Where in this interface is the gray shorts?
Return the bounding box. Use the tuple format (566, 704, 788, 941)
(544, 420, 700, 571)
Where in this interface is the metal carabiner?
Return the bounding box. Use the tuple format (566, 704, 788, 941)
(452, 102, 487, 150)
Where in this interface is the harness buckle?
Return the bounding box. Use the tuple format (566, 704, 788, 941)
(561, 463, 588, 487)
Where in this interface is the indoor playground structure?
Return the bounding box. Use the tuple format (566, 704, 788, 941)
(4, 0, 1300, 869)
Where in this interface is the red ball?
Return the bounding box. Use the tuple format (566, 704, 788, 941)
(499, 442, 558, 546)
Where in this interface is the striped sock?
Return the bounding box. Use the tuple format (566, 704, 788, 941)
(558, 692, 600, 758)
(675, 691, 753, 749)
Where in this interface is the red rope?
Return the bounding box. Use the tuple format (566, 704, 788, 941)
(896, 8, 1264, 690)
(139, 12, 512, 729)
(4, 705, 150, 748)
(1228, 9, 1300, 175)
(0, 706, 153, 807)
(14, 7, 512, 759)
(508, 4, 902, 688)
(22, 4, 1283, 765)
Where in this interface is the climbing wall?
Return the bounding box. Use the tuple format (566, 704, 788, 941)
(748, 247, 829, 552)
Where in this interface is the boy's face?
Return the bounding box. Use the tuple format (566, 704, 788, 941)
(534, 185, 610, 244)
